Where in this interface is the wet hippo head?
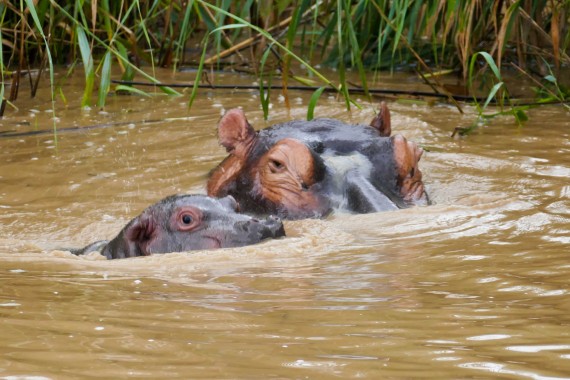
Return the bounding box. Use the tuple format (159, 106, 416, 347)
(207, 103, 428, 219)
(73, 195, 285, 259)
(208, 110, 331, 219)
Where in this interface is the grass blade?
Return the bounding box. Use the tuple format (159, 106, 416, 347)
(76, 26, 95, 107)
(483, 81, 504, 110)
(259, 45, 274, 120)
(25, 0, 57, 143)
(307, 86, 326, 120)
(188, 35, 209, 109)
(497, 0, 521, 70)
(392, 0, 409, 56)
(282, 1, 307, 109)
(97, 50, 112, 108)
(475, 51, 502, 81)
(115, 84, 152, 97)
(0, 4, 5, 117)
(115, 41, 135, 81)
(134, 0, 156, 80)
(336, 0, 350, 110)
(344, 0, 369, 99)
(174, 0, 195, 70)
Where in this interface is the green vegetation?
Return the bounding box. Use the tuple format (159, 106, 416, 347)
(1, 0, 568, 127)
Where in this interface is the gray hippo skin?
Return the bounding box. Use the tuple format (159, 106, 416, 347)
(207, 102, 428, 219)
(71, 194, 285, 259)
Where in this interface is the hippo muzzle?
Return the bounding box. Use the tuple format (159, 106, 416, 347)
(232, 215, 285, 243)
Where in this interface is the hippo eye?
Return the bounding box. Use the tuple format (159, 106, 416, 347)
(181, 214, 193, 225)
(174, 208, 202, 232)
(269, 159, 284, 173)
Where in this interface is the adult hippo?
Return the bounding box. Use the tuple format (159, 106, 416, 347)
(71, 194, 285, 259)
(207, 103, 427, 219)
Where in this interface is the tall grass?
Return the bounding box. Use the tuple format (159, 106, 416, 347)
(1, 0, 568, 121)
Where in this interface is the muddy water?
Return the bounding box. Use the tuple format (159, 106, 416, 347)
(1, 69, 569, 379)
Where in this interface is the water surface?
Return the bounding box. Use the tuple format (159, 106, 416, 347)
(1, 69, 569, 379)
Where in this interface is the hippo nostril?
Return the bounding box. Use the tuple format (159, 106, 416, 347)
(251, 218, 259, 223)
(236, 220, 253, 231)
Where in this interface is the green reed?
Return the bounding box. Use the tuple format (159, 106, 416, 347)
(0, 0, 568, 127)
(455, 50, 530, 136)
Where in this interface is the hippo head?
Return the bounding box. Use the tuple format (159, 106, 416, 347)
(207, 104, 427, 219)
(98, 194, 285, 259)
(208, 110, 331, 219)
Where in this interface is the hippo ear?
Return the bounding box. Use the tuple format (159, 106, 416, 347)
(207, 155, 242, 197)
(209, 109, 257, 197)
(369, 101, 391, 137)
(218, 108, 256, 154)
(218, 195, 240, 211)
(123, 216, 155, 256)
(391, 134, 427, 204)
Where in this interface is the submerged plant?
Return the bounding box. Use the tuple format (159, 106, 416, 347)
(453, 51, 531, 136)
(529, 61, 570, 111)
(540, 74, 570, 110)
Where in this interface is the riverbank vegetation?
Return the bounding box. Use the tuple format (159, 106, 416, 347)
(1, 0, 568, 125)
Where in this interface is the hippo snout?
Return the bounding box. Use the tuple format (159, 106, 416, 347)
(263, 215, 285, 238)
(235, 216, 285, 241)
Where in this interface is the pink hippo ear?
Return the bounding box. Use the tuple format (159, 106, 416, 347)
(218, 108, 256, 155)
(369, 101, 391, 137)
(391, 134, 427, 205)
(208, 109, 257, 197)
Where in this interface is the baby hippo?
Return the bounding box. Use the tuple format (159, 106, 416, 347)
(72, 194, 285, 259)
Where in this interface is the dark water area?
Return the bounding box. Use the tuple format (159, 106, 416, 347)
(1, 68, 569, 379)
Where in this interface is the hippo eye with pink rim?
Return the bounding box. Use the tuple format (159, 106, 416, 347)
(174, 207, 202, 232)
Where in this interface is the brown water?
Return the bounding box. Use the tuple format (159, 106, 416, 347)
(1, 69, 569, 379)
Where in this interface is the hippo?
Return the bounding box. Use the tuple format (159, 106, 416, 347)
(71, 194, 285, 259)
(207, 102, 427, 219)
